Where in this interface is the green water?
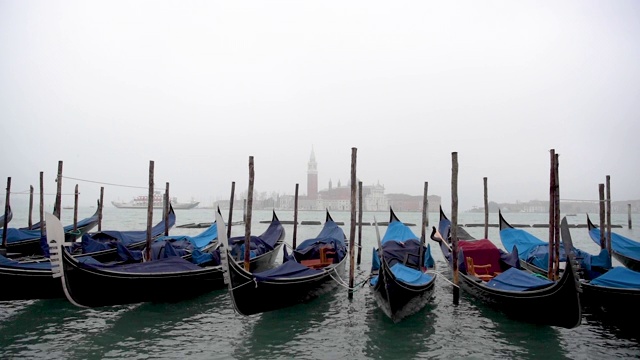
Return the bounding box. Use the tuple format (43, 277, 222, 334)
(1, 208, 638, 359)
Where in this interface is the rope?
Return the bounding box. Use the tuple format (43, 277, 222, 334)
(61, 175, 165, 191)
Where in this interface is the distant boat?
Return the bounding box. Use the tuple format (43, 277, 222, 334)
(112, 191, 199, 210)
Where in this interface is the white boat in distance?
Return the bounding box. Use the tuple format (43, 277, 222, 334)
(112, 191, 199, 210)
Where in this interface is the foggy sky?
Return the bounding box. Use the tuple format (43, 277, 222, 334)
(1, 1, 639, 211)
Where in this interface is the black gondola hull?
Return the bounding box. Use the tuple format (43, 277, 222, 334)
(227, 256, 347, 316)
(0, 266, 63, 300)
(371, 261, 436, 322)
(436, 240, 582, 329)
(60, 248, 223, 307)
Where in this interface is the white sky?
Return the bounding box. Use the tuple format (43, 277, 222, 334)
(1, 1, 639, 210)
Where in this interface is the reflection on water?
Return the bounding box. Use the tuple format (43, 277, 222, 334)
(1, 209, 639, 359)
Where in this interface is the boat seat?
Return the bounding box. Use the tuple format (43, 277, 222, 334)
(301, 246, 335, 269)
(466, 257, 500, 282)
(320, 246, 336, 264)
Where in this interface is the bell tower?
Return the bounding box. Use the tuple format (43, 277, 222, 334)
(307, 147, 318, 200)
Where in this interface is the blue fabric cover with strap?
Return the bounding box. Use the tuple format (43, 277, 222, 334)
(590, 266, 640, 289)
(590, 227, 640, 262)
(389, 263, 433, 285)
(486, 267, 554, 291)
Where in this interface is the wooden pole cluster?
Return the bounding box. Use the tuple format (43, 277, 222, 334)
(348, 147, 357, 299)
(357, 181, 363, 265)
(244, 156, 254, 271)
(451, 152, 460, 304)
(145, 161, 155, 261)
(2, 177, 11, 248)
(227, 181, 235, 238)
(483, 177, 489, 239)
(54, 161, 63, 219)
(293, 183, 299, 249)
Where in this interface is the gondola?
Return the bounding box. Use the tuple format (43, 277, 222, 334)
(1, 205, 100, 257)
(500, 211, 640, 321)
(369, 209, 437, 322)
(587, 214, 640, 272)
(48, 210, 285, 307)
(431, 207, 582, 329)
(222, 211, 347, 316)
(499, 210, 610, 279)
(0, 204, 12, 228)
(68, 206, 177, 262)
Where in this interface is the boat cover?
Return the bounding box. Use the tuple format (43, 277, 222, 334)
(2, 211, 99, 245)
(381, 219, 419, 244)
(486, 267, 554, 291)
(590, 266, 640, 289)
(27, 209, 99, 232)
(254, 260, 323, 281)
(459, 239, 502, 275)
(228, 217, 284, 260)
(77, 254, 202, 273)
(502, 226, 611, 274)
(76, 210, 176, 253)
(148, 222, 218, 262)
(589, 227, 640, 262)
(389, 263, 433, 285)
(0, 253, 52, 270)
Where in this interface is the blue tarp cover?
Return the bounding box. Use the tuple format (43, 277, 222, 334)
(0, 253, 52, 270)
(502, 226, 611, 274)
(381, 219, 419, 244)
(254, 218, 345, 282)
(228, 217, 283, 260)
(254, 260, 323, 281)
(590, 266, 640, 289)
(486, 267, 554, 291)
(149, 222, 218, 263)
(1, 211, 99, 244)
(77, 210, 176, 253)
(590, 227, 640, 262)
(389, 263, 433, 285)
(78, 255, 201, 273)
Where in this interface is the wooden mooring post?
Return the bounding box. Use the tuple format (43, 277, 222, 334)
(54, 161, 63, 219)
(293, 183, 299, 249)
(73, 184, 79, 232)
(419, 182, 428, 267)
(483, 177, 488, 239)
(548, 149, 556, 280)
(227, 181, 235, 238)
(28, 185, 34, 229)
(244, 156, 254, 271)
(451, 152, 460, 305)
(164, 182, 170, 236)
(357, 181, 363, 265)
(145, 161, 154, 261)
(606, 175, 612, 263)
(2, 177, 11, 249)
(598, 184, 605, 249)
(348, 148, 357, 299)
(629, 204, 633, 229)
(98, 187, 104, 231)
